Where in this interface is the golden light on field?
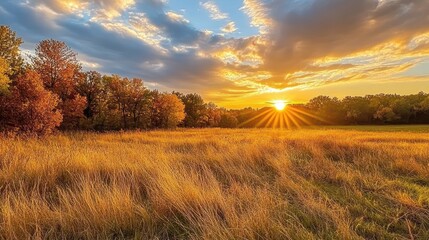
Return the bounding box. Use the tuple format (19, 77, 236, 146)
(272, 100, 287, 111)
(238, 101, 329, 129)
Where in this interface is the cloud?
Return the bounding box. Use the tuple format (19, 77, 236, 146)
(1, 0, 429, 107)
(238, 0, 429, 90)
(0, 4, 188, 92)
(221, 22, 237, 33)
(240, 0, 272, 34)
(165, 11, 189, 24)
(27, 0, 135, 18)
(200, 1, 228, 20)
(91, 0, 135, 18)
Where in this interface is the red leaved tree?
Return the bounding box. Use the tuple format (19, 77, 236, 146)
(32, 39, 86, 129)
(0, 70, 62, 135)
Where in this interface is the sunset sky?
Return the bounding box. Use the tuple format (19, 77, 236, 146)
(1, 0, 429, 108)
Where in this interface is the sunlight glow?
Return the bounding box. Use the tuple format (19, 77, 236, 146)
(238, 103, 329, 129)
(273, 100, 287, 111)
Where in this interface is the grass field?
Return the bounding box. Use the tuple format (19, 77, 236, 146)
(312, 125, 429, 133)
(1, 127, 429, 239)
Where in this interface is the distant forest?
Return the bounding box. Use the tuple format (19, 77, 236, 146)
(237, 93, 429, 128)
(1, 26, 429, 135)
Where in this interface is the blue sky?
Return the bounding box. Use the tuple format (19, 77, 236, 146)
(167, 0, 259, 38)
(1, 0, 429, 108)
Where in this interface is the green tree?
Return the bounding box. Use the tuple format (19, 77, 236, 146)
(374, 107, 397, 123)
(77, 71, 103, 118)
(391, 98, 413, 123)
(178, 93, 206, 127)
(105, 75, 130, 129)
(76, 71, 111, 129)
(219, 113, 238, 128)
(419, 96, 429, 111)
(342, 96, 373, 124)
(307, 96, 332, 110)
(307, 96, 344, 124)
(127, 78, 152, 129)
(103, 76, 152, 129)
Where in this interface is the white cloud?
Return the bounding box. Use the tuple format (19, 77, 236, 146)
(165, 11, 189, 23)
(221, 22, 237, 33)
(240, 0, 271, 34)
(200, 1, 228, 20)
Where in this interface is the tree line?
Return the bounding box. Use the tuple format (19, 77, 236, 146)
(0, 26, 235, 135)
(1, 26, 429, 135)
(305, 93, 429, 125)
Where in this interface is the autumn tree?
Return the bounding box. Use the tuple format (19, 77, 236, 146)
(32, 39, 86, 128)
(0, 70, 62, 135)
(76, 71, 111, 129)
(374, 107, 397, 123)
(77, 71, 103, 118)
(104, 75, 130, 129)
(0, 26, 23, 77)
(0, 58, 10, 95)
(103, 75, 152, 129)
(151, 93, 185, 128)
(203, 102, 222, 127)
(127, 78, 152, 129)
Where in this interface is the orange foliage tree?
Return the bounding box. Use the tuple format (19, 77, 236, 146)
(0, 26, 24, 77)
(151, 93, 185, 128)
(32, 39, 86, 129)
(0, 70, 62, 135)
(0, 58, 10, 95)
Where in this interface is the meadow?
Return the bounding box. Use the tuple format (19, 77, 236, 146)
(0, 127, 429, 239)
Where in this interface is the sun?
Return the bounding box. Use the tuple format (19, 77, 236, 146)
(273, 100, 287, 111)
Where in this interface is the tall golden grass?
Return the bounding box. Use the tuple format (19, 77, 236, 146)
(0, 129, 428, 239)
